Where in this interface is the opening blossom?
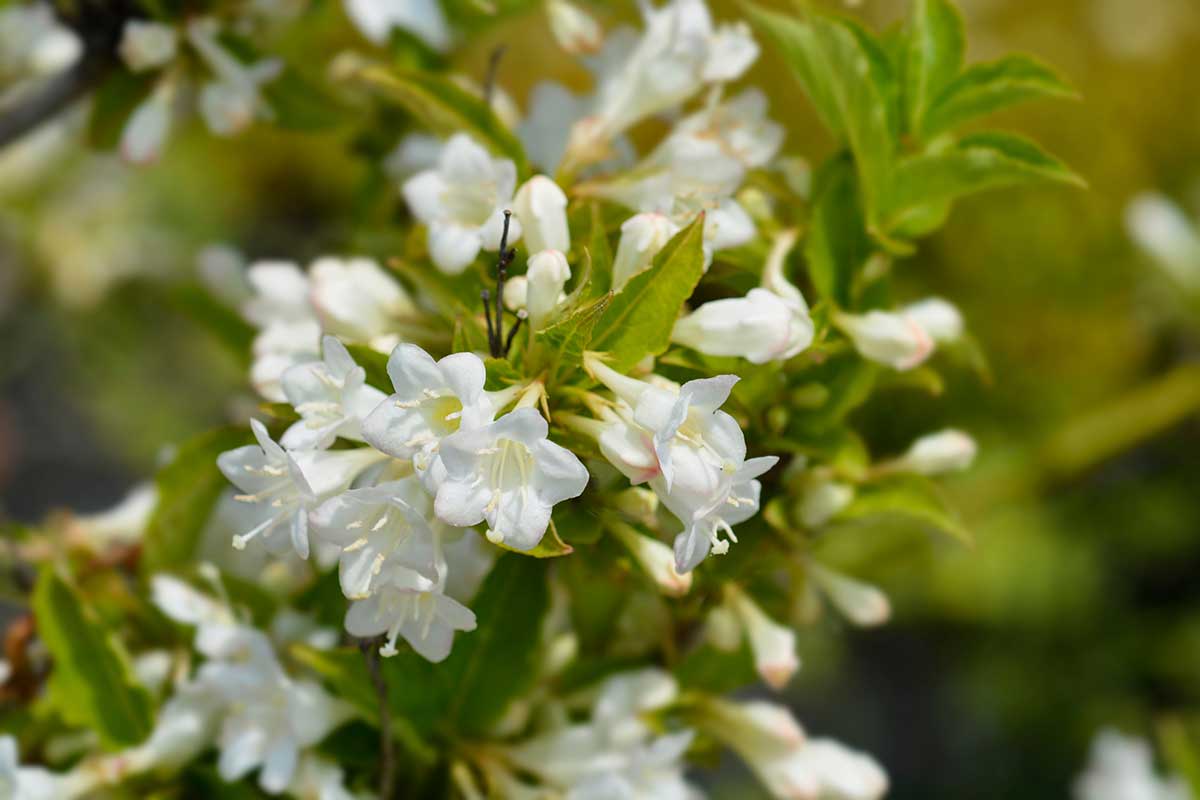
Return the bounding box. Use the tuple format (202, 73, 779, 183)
(403, 133, 523, 274)
(279, 335, 387, 450)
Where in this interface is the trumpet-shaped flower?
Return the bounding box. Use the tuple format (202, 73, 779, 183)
(344, 569, 477, 661)
(613, 212, 681, 289)
(403, 133, 522, 274)
(310, 479, 440, 597)
(0, 736, 97, 800)
(513, 175, 571, 255)
(187, 19, 281, 137)
(343, 0, 450, 50)
(361, 343, 494, 492)
(724, 584, 799, 690)
(609, 520, 692, 597)
(120, 79, 176, 165)
(435, 408, 590, 551)
(309, 257, 419, 350)
(672, 288, 810, 364)
(807, 562, 891, 628)
(1073, 729, 1191, 800)
(217, 420, 383, 558)
(280, 336, 387, 450)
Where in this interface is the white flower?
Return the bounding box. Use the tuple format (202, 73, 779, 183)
(403, 133, 522, 274)
(566, 0, 758, 164)
(503, 275, 529, 312)
(1126, 193, 1200, 291)
(609, 520, 693, 597)
(0, 736, 95, 800)
(63, 482, 157, 551)
(0, 5, 81, 79)
(242, 260, 314, 327)
(698, 698, 888, 800)
(672, 288, 811, 364)
(1074, 729, 1191, 800)
(901, 297, 964, 343)
(122, 686, 223, 774)
(120, 79, 175, 165)
(118, 20, 178, 72)
(361, 344, 494, 492)
(585, 356, 777, 572)
(613, 212, 681, 289)
(383, 133, 444, 182)
(526, 249, 572, 330)
(343, 0, 451, 51)
(519, 81, 595, 174)
(309, 257, 419, 350)
(212, 670, 351, 793)
(807, 562, 891, 628)
(286, 753, 362, 800)
(724, 584, 798, 690)
(187, 19, 282, 137)
(513, 175, 571, 255)
(435, 408, 590, 551)
(547, 0, 603, 55)
(835, 309, 934, 371)
(798, 479, 854, 528)
(279, 336, 387, 450)
(345, 570, 477, 661)
(197, 244, 252, 308)
(565, 730, 700, 800)
(894, 429, 977, 475)
(241, 260, 322, 399)
(310, 479, 440, 598)
(674, 88, 784, 170)
(217, 420, 383, 558)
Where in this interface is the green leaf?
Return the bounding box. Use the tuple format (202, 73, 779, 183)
(804, 155, 873, 306)
(675, 642, 758, 694)
(589, 215, 705, 371)
(921, 54, 1078, 138)
(880, 132, 1084, 233)
(749, 6, 896, 224)
(142, 426, 253, 574)
(33, 568, 154, 748)
(168, 285, 255, 362)
(904, 0, 965, 135)
(835, 474, 972, 545)
(538, 292, 613, 386)
(263, 67, 345, 131)
(440, 553, 550, 735)
(87, 70, 157, 150)
(349, 64, 529, 177)
(487, 520, 574, 558)
(583, 203, 614, 299)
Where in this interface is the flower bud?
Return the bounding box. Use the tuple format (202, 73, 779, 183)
(1126, 193, 1200, 290)
(612, 486, 659, 526)
(895, 429, 976, 475)
(120, 80, 175, 165)
(797, 480, 854, 528)
(725, 585, 799, 691)
(309, 257, 417, 349)
(525, 249, 571, 329)
(672, 287, 812, 364)
(513, 175, 570, 254)
(118, 20, 178, 72)
(612, 212, 680, 289)
(807, 562, 890, 628)
(546, 0, 603, 55)
(610, 521, 692, 597)
(502, 275, 528, 311)
(835, 309, 934, 371)
(901, 297, 963, 343)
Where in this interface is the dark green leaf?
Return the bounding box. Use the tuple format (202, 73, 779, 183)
(142, 426, 253, 574)
(263, 67, 345, 131)
(805, 156, 873, 306)
(583, 203, 614, 299)
(87, 70, 157, 150)
(345, 344, 392, 391)
(589, 215, 705, 371)
(921, 54, 1079, 138)
(34, 568, 154, 748)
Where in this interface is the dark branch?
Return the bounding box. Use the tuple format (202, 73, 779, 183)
(503, 309, 526, 357)
(0, 43, 113, 149)
(483, 44, 507, 109)
(359, 640, 396, 800)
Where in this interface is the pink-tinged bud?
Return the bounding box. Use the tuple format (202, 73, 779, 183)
(896, 429, 977, 475)
(120, 80, 174, 165)
(118, 19, 177, 72)
(725, 585, 799, 691)
(807, 562, 891, 628)
(525, 249, 571, 329)
(835, 309, 934, 371)
(546, 0, 603, 55)
(901, 297, 964, 343)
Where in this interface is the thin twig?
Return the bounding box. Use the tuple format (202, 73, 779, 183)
(481, 289, 496, 354)
(359, 640, 396, 800)
(503, 309, 527, 357)
(483, 44, 507, 109)
(491, 210, 515, 358)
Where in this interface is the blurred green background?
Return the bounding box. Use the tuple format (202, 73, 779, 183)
(2, 1, 1199, 797)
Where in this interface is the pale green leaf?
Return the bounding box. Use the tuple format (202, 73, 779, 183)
(836, 474, 972, 545)
(34, 568, 154, 748)
(538, 292, 613, 386)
